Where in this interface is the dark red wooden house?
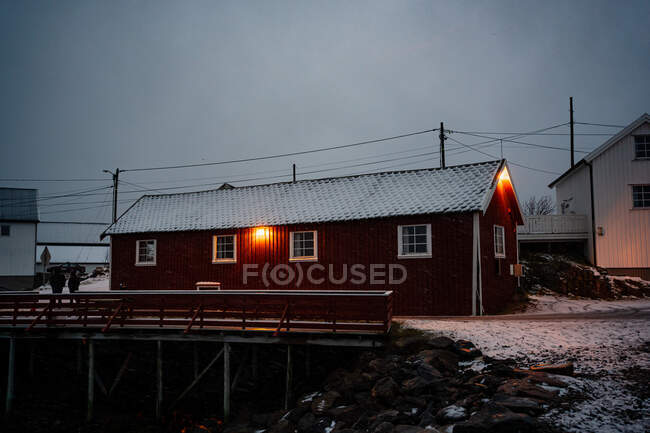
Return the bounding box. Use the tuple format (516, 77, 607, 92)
(102, 160, 524, 316)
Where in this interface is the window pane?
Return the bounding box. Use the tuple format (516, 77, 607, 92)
(400, 225, 429, 255)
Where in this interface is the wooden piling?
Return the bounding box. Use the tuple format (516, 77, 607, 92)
(223, 342, 230, 422)
(87, 341, 94, 421)
(284, 345, 292, 410)
(193, 342, 199, 380)
(252, 345, 258, 382)
(5, 337, 15, 415)
(156, 340, 163, 420)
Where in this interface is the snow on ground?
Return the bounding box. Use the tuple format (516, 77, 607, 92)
(404, 296, 650, 433)
(38, 274, 109, 293)
(525, 294, 650, 315)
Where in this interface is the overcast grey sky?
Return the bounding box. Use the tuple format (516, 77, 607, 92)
(1, 0, 649, 222)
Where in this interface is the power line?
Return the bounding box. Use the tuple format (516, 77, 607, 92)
(0, 185, 114, 206)
(0, 178, 106, 182)
(446, 136, 561, 175)
(574, 121, 625, 128)
(451, 131, 590, 153)
(121, 128, 438, 173)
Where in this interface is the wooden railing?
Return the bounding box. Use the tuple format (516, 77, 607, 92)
(0, 290, 393, 335)
(518, 215, 589, 235)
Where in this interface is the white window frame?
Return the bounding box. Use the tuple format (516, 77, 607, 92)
(494, 225, 506, 258)
(397, 224, 432, 259)
(135, 239, 157, 266)
(289, 230, 318, 262)
(213, 234, 237, 263)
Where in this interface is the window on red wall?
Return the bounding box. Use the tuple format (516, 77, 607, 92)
(494, 225, 505, 258)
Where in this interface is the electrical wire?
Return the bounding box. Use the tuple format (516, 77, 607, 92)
(574, 122, 626, 128)
(451, 131, 590, 153)
(446, 136, 561, 175)
(121, 128, 438, 172)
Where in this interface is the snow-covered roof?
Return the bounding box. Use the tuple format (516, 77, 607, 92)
(104, 160, 505, 236)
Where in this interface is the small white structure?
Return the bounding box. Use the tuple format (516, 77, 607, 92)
(35, 222, 110, 273)
(548, 113, 650, 279)
(0, 188, 38, 290)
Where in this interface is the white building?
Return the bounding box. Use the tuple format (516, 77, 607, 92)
(548, 113, 650, 279)
(35, 221, 110, 273)
(0, 188, 38, 290)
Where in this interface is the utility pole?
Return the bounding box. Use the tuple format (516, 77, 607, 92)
(103, 168, 120, 223)
(439, 122, 446, 169)
(292, 163, 296, 182)
(570, 97, 575, 168)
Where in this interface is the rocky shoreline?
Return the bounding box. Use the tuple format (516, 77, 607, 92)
(196, 331, 574, 433)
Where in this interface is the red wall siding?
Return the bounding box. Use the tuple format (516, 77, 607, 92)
(111, 214, 475, 316)
(479, 179, 520, 314)
(111, 184, 520, 317)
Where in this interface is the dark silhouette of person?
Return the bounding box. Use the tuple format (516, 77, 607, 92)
(50, 268, 65, 294)
(68, 269, 80, 293)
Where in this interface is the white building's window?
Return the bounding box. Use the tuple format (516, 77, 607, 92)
(494, 225, 506, 258)
(397, 224, 432, 258)
(0, 225, 9, 236)
(213, 235, 236, 263)
(135, 239, 156, 266)
(290, 230, 317, 261)
(632, 185, 650, 208)
(634, 135, 650, 159)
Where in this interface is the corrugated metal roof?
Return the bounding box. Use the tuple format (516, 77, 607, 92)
(0, 188, 39, 222)
(37, 222, 110, 244)
(105, 160, 503, 236)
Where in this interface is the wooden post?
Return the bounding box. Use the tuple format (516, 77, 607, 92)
(87, 341, 94, 421)
(76, 342, 82, 375)
(570, 96, 575, 168)
(28, 342, 35, 379)
(284, 345, 292, 410)
(223, 343, 230, 422)
(305, 346, 311, 379)
(5, 337, 15, 415)
(251, 345, 258, 383)
(156, 341, 163, 420)
(193, 342, 199, 380)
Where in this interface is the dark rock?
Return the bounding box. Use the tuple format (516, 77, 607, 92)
(373, 421, 394, 433)
(492, 394, 544, 415)
(401, 376, 438, 394)
(426, 336, 454, 350)
(436, 404, 468, 423)
(529, 362, 574, 376)
(326, 405, 362, 424)
(417, 363, 442, 381)
(453, 340, 482, 359)
(497, 379, 558, 401)
(297, 412, 317, 433)
(429, 350, 459, 373)
(394, 335, 429, 353)
(375, 409, 400, 423)
(454, 403, 537, 433)
(417, 410, 435, 427)
(369, 358, 391, 374)
(312, 391, 341, 414)
(393, 425, 427, 433)
(400, 395, 427, 408)
(285, 406, 310, 424)
(268, 418, 294, 433)
(372, 377, 400, 404)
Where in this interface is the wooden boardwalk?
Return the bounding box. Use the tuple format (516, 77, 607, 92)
(0, 289, 393, 336)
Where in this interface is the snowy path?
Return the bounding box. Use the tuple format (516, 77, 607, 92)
(402, 296, 650, 433)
